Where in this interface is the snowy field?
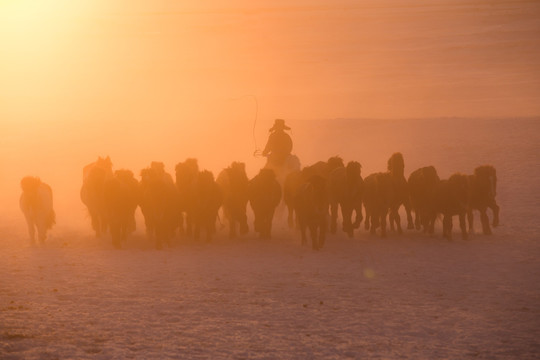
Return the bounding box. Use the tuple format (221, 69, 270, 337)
(1, 118, 539, 359)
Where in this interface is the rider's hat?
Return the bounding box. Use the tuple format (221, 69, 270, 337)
(269, 119, 291, 132)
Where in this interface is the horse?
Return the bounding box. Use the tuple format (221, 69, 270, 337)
(328, 161, 363, 237)
(139, 162, 180, 249)
(283, 156, 343, 229)
(248, 169, 282, 239)
(192, 170, 222, 242)
(429, 173, 469, 241)
(467, 165, 500, 235)
(216, 162, 249, 238)
(103, 169, 139, 249)
(175, 158, 199, 237)
(387, 152, 414, 233)
(295, 174, 329, 250)
(408, 166, 441, 233)
(80, 156, 113, 237)
(20, 177, 56, 244)
(363, 172, 394, 237)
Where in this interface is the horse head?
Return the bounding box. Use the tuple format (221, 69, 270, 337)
(387, 152, 405, 178)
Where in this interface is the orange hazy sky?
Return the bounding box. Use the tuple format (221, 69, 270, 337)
(1, 0, 539, 227)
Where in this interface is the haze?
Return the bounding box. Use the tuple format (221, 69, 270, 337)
(1, 0, 539, 230)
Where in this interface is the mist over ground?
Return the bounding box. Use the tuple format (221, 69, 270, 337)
(1, 117, 539, 241)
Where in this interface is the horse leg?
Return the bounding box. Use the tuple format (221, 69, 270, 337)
(100, 212, 108, 237)
(380, 211, 388, 238)
(388, 209, 396, 232)
(264, 215, 272, 239)
(480, 209, 492, 235)
(25, 218, 36, 245)
(253, 211, 261, 235)
(299, 218, 307, 245)
(89, 210, 100, 237)
(266, 209, 276, 239)
(36, 219, 46, 244)
(365, 209, 371, 231)
(178, 212, 185, 236)
(427, 211, 436, 235)
(342, 204, 353, 237)
(206, 219, 214, 243)
(352, 202, 363, 229)
(310, 223, 318, 250)
(491, 202, 500, 227)
(121, 221, 128, 244)
(467, 208, 474, 234)
(287, 204, 295, 229)
(443, 214, 453, 241)
(330, 202, 338, 234)
(414, 209, 421, 231)
(404, 200, 414, 230)
(459, 212, 468, 240)
(393, 209, 403, 235)
(370, 211, 379, 236)
(186, 212, 194, 237)
(318, 217, 327, 249)
(239, 212, 249, 235)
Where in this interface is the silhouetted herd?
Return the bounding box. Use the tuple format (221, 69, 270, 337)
(20, 153, 500, 250)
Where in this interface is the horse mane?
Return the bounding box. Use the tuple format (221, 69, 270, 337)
(387, 152, 405, 177)
(175, 158, 199, 177)
(229, 161, 246, 174)
(198, 170, 215, 184)
(422, 166, 440, 183)
(258, 168, 276, 181)
(151, 161, 165, 173)
(227, 162, 248, 182)
(474, 165, 496, 180)
(20, 176, 42, 194)
(115, 169, 135, 182)
(448, 173, 469, 188)
(346, 161, 361, 179)
(327, 156, 344, 170)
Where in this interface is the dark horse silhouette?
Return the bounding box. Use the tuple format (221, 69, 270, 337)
(429, 173, 469, 241)
(192, 170, 222, 242)
(20, 176, 56, 244)
(248, 169, 282, 239)
(283, 156, 343, 229)
(295, 174, 329, 250)
(363, 172, 394, 237)
(467, 165, 500, 235)
(103, 169, 139, 249)
(217, 162, 249, 238)
(175, 158, 199, 237)
(387, 152, 414, 233)
(80, 156, 113, 237)
(139, 162, 179, 249)
(328, 161, 363, 237)
(408, 166, 441, 233)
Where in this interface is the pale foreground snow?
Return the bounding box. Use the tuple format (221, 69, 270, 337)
(1, 118, 540, 359)
(1, 227, 539, 359)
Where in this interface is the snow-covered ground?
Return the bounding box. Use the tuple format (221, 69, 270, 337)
(1, 118, 539, 359)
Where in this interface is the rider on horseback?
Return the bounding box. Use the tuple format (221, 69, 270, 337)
(262, 119, 293, 168)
